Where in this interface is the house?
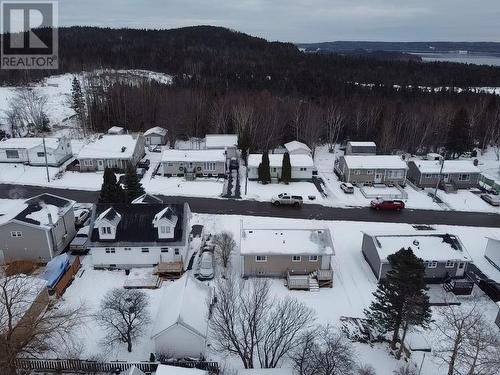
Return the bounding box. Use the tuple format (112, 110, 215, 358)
(247, 154, 316, 181)
(144, 126, 168, 146)
(151, 275, 213, 358)
(336, 155, 408, 185)
(88, 202, 191, 269)
(161, 149, 226, 179)
(284, 140, 312, 156)
(0, 136, 72, 166)
(485, 236, 500, 271)
(77, 134, 145, 172)
(238, 370, 293, 375)
(345, 141, 377, 155)
(107, 126, 126, 135)
(240, 228, 334, 278)
(407, 160, 481, 189)
(205, 134, 238, 159)
(132, 193, 164, 204)
(0, 194, 76, 264)
(361, 232, 472, 282)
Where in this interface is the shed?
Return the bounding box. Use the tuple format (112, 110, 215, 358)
(108, 126, 126, 135)
(345, 141, 377, 155)
(144, 126, 168, 146)
(205, 134, 238, 149)
(151, 275, 213, 358)
(284, 140, 312, 156)
(485, 237, 500, 271)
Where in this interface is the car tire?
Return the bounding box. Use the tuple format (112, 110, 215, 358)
(273, 201, 280, 206)
(294, 202, 300, 208)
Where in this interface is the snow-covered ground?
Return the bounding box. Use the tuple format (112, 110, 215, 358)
(55, 213, 500, 374)
(243, 180, 323, 203)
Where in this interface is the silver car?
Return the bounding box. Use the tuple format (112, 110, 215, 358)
(481, 193, 500, 206)
(198, 251, 214, 280)
(271, 193, 303, 207)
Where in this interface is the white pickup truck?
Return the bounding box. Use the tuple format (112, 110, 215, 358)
(271, 193, 303, 207)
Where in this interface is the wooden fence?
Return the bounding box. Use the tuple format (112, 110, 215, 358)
(12, 358, 219, 374)
(53, 256, 81, 298)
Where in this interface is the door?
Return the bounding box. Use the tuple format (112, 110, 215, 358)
(456, 262, 466, 277)
(374, 172, 383, 184)
(97, 160, 104, 171)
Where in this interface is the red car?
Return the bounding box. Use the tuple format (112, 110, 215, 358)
(370, 199, 405, 211)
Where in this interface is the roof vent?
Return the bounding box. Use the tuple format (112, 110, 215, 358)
(413, 240, 419, 246)
(121, 146, 126, 152)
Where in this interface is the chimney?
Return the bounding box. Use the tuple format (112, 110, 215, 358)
(47, 212, 53, 226)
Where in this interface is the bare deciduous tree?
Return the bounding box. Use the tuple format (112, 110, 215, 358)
(0, 272, 85, 375)
(9, 87, 50, 134)
(95, 288, 151, 353)
(357, 364, 377, 375)
(213, 232, 236, 272)
(291, 325, 356, 375)
(393, 363, 418, 375)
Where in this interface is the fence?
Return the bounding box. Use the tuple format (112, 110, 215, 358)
(12, 358, 220, 374)
(53, 256, 81, 298)
(359, 184, 408, 200)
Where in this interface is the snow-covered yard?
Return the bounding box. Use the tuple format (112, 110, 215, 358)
(243, 180, 324, 203)
(143, 176, 225, 198)
(55, 213, 500, 374)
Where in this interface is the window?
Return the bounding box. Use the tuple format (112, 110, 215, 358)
(37, 152, 45, 157)
(255, 255, 267, 262)
(353, 170, 361, 175)
(309, 255, 318, 262)
(445, 260, 455, 268)
(105, 248, 115, 253)
(83, 160, 93, 166)
(458, 174, 470, 181)
(10, 231, 22, 237)
(6, 150, 19, 159)
(161, 248, 169, 253)
(100, 227, 111, 235)
(174, 248, 180, 255)
(423, 174, 434, 179)
(167, 162, 173, 166)
(141, 248, 149, 253)
(366, 170, 374, 175)
(124, 247, 132, 251)
(160, 226, 171, 234)
(427, 261, 438, 269)
(291, 255, 302, 262)
(300, 167, 307, 171)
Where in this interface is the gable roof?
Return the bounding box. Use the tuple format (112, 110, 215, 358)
(410, 160, 481, 174)
(342, 155, 408, 170)
(152, 207, 178, 227)
(95, 207, 122, 226)
(77, 134, 140, 159)
(121, 366, 145, 375)
(284, 140, 311, 153)
(247, 154, 314, 168)
(144, 126, 168, 137)
(132, 193, 163, 204)
(89, 203, 188, 246)
(108, 126, 125, 134)
(205, 134, 238, 149)
(0, 137, 64, 150)
(151, 275, 212, 340)
(348, 141, 376, 147)
(155, 365, 208, 375)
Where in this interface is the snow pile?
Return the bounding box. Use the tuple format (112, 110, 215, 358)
(26, 204, 61, 227)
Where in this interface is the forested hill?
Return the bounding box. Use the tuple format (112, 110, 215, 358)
(3, 26, 500, 92)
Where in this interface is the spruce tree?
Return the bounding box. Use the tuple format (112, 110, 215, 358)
(261, 150, 271, 184)
(446, 108, 472, 159)
(71, 76, 86, 135)
(365, 248, 431, 355)
(123, 164, 145, 202)
(281, 152, 292, 184)
(99, 168, 126, 203)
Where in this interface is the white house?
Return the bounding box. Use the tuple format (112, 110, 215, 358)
(89, 202, 191, 269)
(284, 140, 312, 156)
(144, 126, 168, 146)
(485, 236, 500, 270)
(205, 134, 238, 159)
(247, 153, 316, 181)
(161, 149, 226, 178)
(77, 134, 145, 172)
(151, 275, 213, 358)
(107, 126, 126, 135)
(0, 137, 72, 166)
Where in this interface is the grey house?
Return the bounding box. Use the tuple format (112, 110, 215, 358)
(345, 141, 377, 155)
(144, 126, 168, 146)
(336, 155, 408, 185)
(78, 134, 146, 172)
(362, 232, 472, 282)
(407, 160, 481, 190)
(240, 228, 334, 278)
(161, 149, 226, 178)
(0, 194, 76, 264)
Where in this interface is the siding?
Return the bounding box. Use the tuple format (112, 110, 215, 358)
(345, 145, 376, 155)
(361, 234, 382, 279)
(338, 158, 407, 185)
(407, 161, 480, 189)
(379, 260, 469, 282)
(145, 134, 166, 146)
(247, 166, 314, 181)
(162, 160, 226, 177)
(242, 254, 329, 277)
(154, 325, 206, 358)
(0, 222, 52, 262)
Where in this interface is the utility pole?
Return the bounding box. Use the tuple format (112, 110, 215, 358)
(418, 353, 426, 375)
(42, 136, 50, 183)
(432, 156, 445, 203)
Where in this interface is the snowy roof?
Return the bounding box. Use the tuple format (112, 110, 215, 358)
(247, 154, 314, 168)
(0, 199, 28, 225)
(365, 232, 471, 262)
(152, 207, 178, 227)
(151, 275, 212, 340)
(240, 228, 334, 256)
(411, 160, 480, 174)
(132, 193, 163, 204)
(161, 149, 225, 163)
(343, 155, 408, 170)
(238, 370, 293, 375)
(95, 207, 122, 227)
(10, 194, 75, 229)
(0, 137, 63, 150)
(78, 135, 139, 159)
(205, 134, 238, 149)
(347, 141, 376, 147)
(284, 140, 311, 153)
(108, 126, 125, 134)
(121, 366, 145, 375)
(144, 126, 167, 137)
(155, 365, 208, 375)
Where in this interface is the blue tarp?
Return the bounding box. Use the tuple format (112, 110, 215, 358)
(42, 253, 70, 289)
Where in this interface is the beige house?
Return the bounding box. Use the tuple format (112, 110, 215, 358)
(336, 155, 408, 185)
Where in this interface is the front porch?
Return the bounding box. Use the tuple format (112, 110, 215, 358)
(154, 257, 184, 279)
(286, 268, 333, 292)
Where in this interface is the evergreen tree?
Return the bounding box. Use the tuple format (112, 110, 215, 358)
(365, 248, 431, 356)
(123, 164, 145, 202)
(99, 167, 126, 203)
(261, 150, 271, 184)
(281, 152, 292, 183)
(71, 76, 86, 135)
(446, 108, 472, 159)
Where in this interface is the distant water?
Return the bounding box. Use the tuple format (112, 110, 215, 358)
(414, 53, 500, 66)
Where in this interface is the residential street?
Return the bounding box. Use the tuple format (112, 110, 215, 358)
(1, 183, 499, 228)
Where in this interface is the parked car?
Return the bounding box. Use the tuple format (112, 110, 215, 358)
(271, 193, 303, 207)
(136, 167, 146, 179)
(148, 145, 162, 153)
(74, 208, 90, 226)
(478, 279, 500, 302)
(340, 182, 355, 194)
(481, 193, 500, 206)
(229, 157, 239, 170)
(70, 225, 90, 254)
(370, 199, 405, 211)
(137, 159, 150, 170)
(198, 251, 214, 280)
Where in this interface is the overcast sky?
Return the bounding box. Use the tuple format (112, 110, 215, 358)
(59, 0, 500, 43)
